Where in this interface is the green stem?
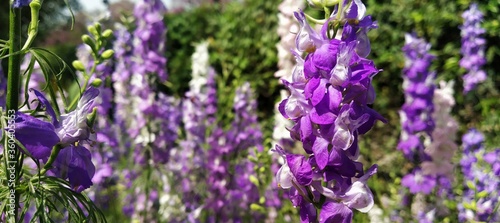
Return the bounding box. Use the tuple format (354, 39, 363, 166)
(21, 0, 42, 51)
(6, 6, 22, 222)
(39, 145, 62, 176)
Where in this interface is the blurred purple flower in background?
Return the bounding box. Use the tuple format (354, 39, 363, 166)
(398, 33, 435, 163)
(460, 3, 487, 93)
(459, 129, 500, 222)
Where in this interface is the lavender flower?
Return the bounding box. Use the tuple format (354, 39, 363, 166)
(460, 3, 487, 93)
(275, 2, 385, 221)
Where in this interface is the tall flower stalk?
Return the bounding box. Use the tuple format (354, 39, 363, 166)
(111, 0, 181, 220)
(460, 3, 486, 93)
(274, 1, 385, 222)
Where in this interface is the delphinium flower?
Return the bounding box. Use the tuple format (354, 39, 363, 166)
(398, 33, 435, 164)
(167, 41, 217, 221)
(460, 3, 486, 93)
(205, 82, 264, 222)
(274, 0, 386, 221)
(458, 129, 500, 222)
(113, 0, 181, 220)
(13, 87, 100, 192)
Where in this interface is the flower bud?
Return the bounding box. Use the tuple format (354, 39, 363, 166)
(87, 25, 98, 37)
(102, 29, 113, 39)
(477, 190, 489, 198)
(91, 78, 103, 87)
(72, 60, 86, 71)
(86, 107, 98, 130)
(101, 49, 115, 60)
(249, 175, 260, 187)
(29, 0, 41, 10)
(250, 203, 264, 212)
(466, 181, 476, 190)
(82, 35, 96, 50)
(94, 22, 102, 34)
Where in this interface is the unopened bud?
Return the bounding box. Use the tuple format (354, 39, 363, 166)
(72, 60, 85, 71)
(249, 175, 260, 187)
(101, 49, 115, 60)
(466, 181, 476, 190)
(29, 0, 41, 10)
(250, 203, 264, 212)
(82, 35, 96, 50)
(102, 29, 113, 38)
(477, 190, 489, 198)
(87, 25, 98, 36)
(94, 22, 102, 34)
(91, 78, 103, 87)
(86, 107, 98, 129)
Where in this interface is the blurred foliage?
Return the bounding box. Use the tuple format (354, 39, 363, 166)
(1, 0, 82, 81)
(0, 0, 81, 41)
(166, 0, 280, 128)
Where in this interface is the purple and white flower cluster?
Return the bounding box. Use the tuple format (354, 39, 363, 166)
(275, 1, 386, 221)
(460, 3, 487, 93)
(13, 86, 99, 192)
(459, 129, 500, 222)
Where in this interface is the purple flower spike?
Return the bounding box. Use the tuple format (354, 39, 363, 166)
(275, 3, 382, 221)
(13, 113, 60, 160)
(460, 3, 487, 93)
(51, 145, 95, 192)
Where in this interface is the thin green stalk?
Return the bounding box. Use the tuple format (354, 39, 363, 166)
(21, 0, 42, 51)
(39, 145, 62, 176)
(6, 6, 23, 222)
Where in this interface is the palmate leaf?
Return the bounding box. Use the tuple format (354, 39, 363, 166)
(29, 47, 80, 115)
(27, 176, 107, 223)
